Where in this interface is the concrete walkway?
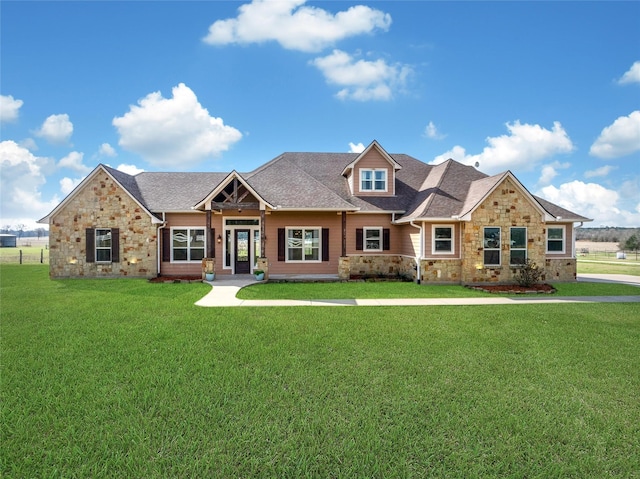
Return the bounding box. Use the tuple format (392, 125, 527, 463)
(194, 274, 640, 308)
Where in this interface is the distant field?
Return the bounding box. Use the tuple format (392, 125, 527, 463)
(0, 237, 49, 264)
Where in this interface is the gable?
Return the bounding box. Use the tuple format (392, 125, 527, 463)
(460, 174, 549, 222)
(341, 140, 401, 197)
(193, 171, 273, 211)
(39, 164, 160, 224)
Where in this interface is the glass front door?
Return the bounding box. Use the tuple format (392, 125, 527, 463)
(234, 229, 251, 274)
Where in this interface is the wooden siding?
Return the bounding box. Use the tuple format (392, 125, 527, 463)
(353, 148, 394, 196)
(263, 211, 342, 274)
(423, 223, 460, 259)
(545, 223, 574, 258)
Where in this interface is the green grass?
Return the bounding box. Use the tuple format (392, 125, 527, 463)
(237, 280, 639, 300)
(0, 245, 49, 264)
(577, 259, 640, 276)
(2, 265, 640, 478)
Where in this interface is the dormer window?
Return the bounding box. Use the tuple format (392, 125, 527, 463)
(361, 169, 387, 192)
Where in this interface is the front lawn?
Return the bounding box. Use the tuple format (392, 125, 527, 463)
(237, 279, 640, 300)
(2, 265, 639, 477)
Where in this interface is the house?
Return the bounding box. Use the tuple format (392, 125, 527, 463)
(39, 140, 591, 284)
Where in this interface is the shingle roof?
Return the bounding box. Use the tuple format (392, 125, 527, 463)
(133, 171, 229, 211)
(88, 152, 589, 223)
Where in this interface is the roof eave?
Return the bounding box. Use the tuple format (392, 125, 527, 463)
(193, 170, 275, 211)
(39, 164, 157, 224)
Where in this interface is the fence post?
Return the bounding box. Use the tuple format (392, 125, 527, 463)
(19, 250, 23, 264)
(41, 249, 44, 263)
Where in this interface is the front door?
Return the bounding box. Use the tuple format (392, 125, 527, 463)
(234, 229, 251, 274)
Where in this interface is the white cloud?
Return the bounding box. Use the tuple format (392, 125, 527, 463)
(584, 165, 617, 178)
(617, 61, 640, 85)
(203, 0, 391, 52)
(0, 94, 23, 123)
(60, 176, 84, 195)
(348, 142, 365, 153)
(0, 140, 59, 228)
(19, 138, 38, 152)
(98, 143, 117, 157)
(589, 110, 640, 159)
(538, 180, 640, 227)
(34, 113, 73, 145)
(311, 50, 412, 101)
(431, 121, 574, 174)
(58, 151, 91, 173)
(112, 83, 242, 169)
(431, 145, 469, 165)
(538, 161, 571, 186)
(116, 164, 144, 175)
(424, 121, 445, 140)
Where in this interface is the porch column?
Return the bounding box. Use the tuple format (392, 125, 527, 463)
(206, 207, 214, 258)
(260, 209, 266, 257)
(341, 211, 347, 257)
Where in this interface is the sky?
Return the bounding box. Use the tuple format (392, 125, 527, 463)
(1, 0, 639, 231)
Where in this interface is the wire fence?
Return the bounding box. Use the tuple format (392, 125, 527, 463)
(577, 248, 639, 262)
(0, 248, 49, 264)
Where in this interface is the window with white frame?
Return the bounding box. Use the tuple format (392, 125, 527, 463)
(287, 228, 320, 262)
(364, 227, 382, 251)
(510, 227, 527, 265)
(433, 226, 453, 254)
(547, 226, 565, 253)
(172, 228, 205, 261)
(95, 228, 112, 262)
(484, 227, 501, 266)
(360, 169, 386, 192)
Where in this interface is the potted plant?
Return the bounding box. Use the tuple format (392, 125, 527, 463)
(204, 259, 215, 281)
(254, 269, 265, 281)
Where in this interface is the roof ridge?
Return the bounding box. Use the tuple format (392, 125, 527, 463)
(418, 159, 451, 212)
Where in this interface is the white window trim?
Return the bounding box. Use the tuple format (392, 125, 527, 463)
(483, 227, 501, 267)
(432, 225, 454, 255)
(363, 227, 383, 252)
(546, 225, 566, 254)
(509, 227, 527, 266)
(285, 226, 322, 263)
(170, 227, 206, 263)
(95, 228, 112, 263)
(360, 168, 387, 192)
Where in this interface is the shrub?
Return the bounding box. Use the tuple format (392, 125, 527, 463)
(514, 259, 544, 287)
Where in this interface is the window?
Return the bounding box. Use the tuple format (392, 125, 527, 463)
(95, 228, 112, 262)
(87, 228, 119, 263)
(364, 227, 382, 251)
(483, 227, 501, 266)
(360, 169, 386, 192)
(287, 228, 320, 262)
(510, 227, 527, 265)
(172, 228, 205, 261)
(547, 226, 565, 253)
(433, 226, 453, 254)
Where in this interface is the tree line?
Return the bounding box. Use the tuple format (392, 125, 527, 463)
(1, 225, 48, 239)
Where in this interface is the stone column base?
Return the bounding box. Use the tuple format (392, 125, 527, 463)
(257, 257, 269, 280)
(338, 256, 350, 280)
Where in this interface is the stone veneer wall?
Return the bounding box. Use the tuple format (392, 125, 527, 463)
(347, 255, 416, 280)
(420, 259, 462, 284)
(545, 258, 577, 282)
(49, 170, 158, 278)
(460, 177, 548, 284)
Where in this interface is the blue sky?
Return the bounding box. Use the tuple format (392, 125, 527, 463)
(1, 0, 639, 230)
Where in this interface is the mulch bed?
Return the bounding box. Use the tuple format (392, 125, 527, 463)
(148, 276, 203, 283)
(467, 283, 556, 294)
